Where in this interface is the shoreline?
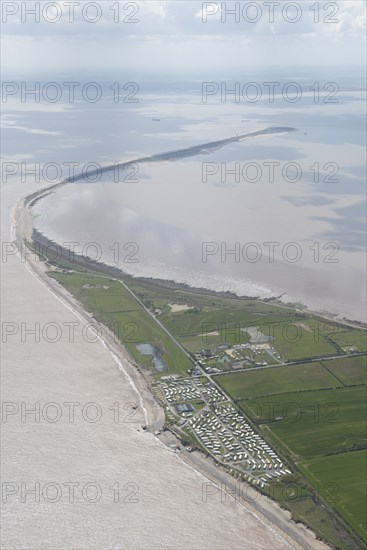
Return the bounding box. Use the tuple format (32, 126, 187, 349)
(9, 123, 365, 547)
(16, 128, 366, 328)
(21, 179, 367, 331)
(30, 224, 367, 332)
(11, 192, 336, 550)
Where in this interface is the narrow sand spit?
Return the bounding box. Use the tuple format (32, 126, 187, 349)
(1, 179, 328, 549)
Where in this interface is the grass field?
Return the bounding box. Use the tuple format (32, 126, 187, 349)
(276, 489, 363, 550)
(129, 280, 297, 319)
(129, 279, 366, 363)
(218, 360, 366, 547)
(178, 332, 229, 352)
(305, 451, 367, 542)
(269, 321, 340, 360)
(322, 355, 367, 386)
(50, 272, 192, 375)
(160, 310, 344, 360)
(241, 387, 366, 457)
(216, 362, 342, 399)
(159, 307, 299, 342)
(156, 303, 361, 362)
(331, 329, 367, 352)
(46, 265, 366, 549)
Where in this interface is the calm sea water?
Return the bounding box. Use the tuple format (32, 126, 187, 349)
(4, 70, 366, 321)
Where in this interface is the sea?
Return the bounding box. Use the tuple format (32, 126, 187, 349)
(3, 67, 366, 322)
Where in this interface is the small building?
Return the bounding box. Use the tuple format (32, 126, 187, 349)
(174, 403, 195, 414)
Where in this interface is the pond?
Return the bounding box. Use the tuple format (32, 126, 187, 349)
(136, 343, 168, 372)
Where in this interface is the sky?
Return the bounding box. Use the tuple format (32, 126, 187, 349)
(1, 0, 366, 75)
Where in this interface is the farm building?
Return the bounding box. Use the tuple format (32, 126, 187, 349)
(175, 403, 195, 414)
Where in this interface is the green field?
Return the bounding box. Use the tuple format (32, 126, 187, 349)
(331, 329, 367, 352)
(242, 387, 366, 457)
(217, 362, 342, 399)
(156, 303, 359, 362)
(322, 355, 367, 386)
(217, 361, 366, 547)
(269, 320, 339, 360)
(159, 307, 297, 342)
(128, 278, 366, 363)
(179, 332, 228, 352)
(305, 451, 367, 541)
(45, 265, 367, 549)
(50, 272, 192, 375)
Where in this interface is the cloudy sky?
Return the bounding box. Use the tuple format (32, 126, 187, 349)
(1, 0, 366, 74)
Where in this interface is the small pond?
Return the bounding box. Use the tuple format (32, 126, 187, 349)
(136, 343, 168, 372)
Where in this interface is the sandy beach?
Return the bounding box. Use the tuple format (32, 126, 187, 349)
(1, 178, 329, 549)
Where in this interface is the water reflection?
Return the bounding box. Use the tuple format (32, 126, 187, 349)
(136, 343, 167, 372)
(5, 75, 365, 322)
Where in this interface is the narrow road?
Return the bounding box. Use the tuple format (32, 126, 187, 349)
(213, 351, 367, 376)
